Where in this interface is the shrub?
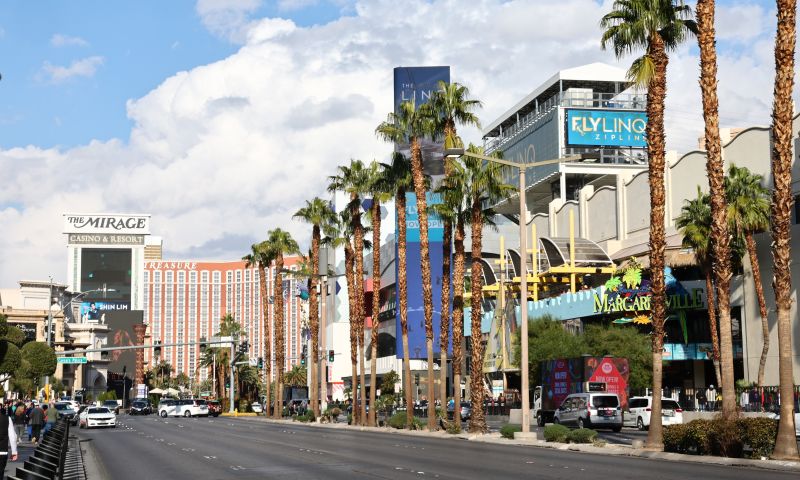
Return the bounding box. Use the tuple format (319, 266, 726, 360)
(568, 428, 598, 444)
(737, 417, 778, 459)
(388, 412, 408, 429)
(295, 412, 315, 423)
(709, 416, 743, 457)
(663, 424, 689, 453)
(683, 419, 713, 455)
(544, 424, 571, 443)
(446, 422, 462, 435)
(500, 424, 522, 439)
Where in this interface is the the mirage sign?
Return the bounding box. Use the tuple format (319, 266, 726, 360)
(566, 109, 647, 148)
(63, 213, 151, 235)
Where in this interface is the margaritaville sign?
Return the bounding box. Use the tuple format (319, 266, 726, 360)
(592, 266, 704, 314)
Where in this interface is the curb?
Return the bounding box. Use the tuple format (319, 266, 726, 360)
(240, 416, 800, 472)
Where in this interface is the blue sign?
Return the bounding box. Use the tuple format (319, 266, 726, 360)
(566, 109, 647, 148)
(393, 66, 450, 111)
(80, 301, 130, 321)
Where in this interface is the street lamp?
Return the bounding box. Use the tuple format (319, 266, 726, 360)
(443, 147, 586, 435)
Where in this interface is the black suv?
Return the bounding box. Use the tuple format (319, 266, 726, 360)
(129, 399, 152, 415)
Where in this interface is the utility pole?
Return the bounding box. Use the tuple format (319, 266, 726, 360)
(44, 277, 54, 402)
(229, 341, 236, 414)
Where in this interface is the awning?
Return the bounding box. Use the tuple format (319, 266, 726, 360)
(612, 233, 698, 268)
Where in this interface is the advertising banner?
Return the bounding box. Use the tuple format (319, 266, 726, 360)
(80, 301, 130, 322)
(64, 213, 150, 235)
(395, 191, 450, 359)
(566, 109, 647, 148)
(105, 310, 144, 375)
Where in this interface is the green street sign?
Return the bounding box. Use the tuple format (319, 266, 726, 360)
(57, 357, 88, 364)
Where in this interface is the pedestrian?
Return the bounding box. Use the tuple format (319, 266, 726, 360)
(12, 403, 25, 443)
(42, 404, 58, 438)
(28, 403, 44, 445)
(695, 390, 707, 411)
(0, 406, 19, 478)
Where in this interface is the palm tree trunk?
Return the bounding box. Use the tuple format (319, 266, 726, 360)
(310, 226, 321, 418)
(408, 136, 437, 430)
(440, 220, 452, 418)
(769, 0, 799, 460)
(452, 219, 466, 430)
(397, 190, 414, 428)
(353, 202, 367, 426)
(704, 267, 722, 388)
(274, 256, 286, 419)
(260, 265, 272, 417)
(345, 243, 359, 425)
(697, 0, 735, 417)
(644, 34, 668, 450)
(745, 233, 771, 387)
(469, 201, 487, 433)
(369, 201, 381, 427)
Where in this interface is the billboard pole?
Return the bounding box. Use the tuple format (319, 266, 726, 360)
(229, 341, 236, 414)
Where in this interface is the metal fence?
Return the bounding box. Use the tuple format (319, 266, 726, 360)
(641, 386, 800, 413)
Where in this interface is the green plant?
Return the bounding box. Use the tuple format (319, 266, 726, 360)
(500, 424, 522, 439)
(388, 412, 408, 429)
(295, 411, 315, 423)
(446, 421, 462, 435)
(684, 419, 713, 454)
(737, 417, 778, 459)
(543, 424, 571, 443)
(663, 423, 689, 453)
(709, 415, 743, 457)
(567, 428, 598, 444)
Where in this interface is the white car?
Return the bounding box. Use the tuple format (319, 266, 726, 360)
(251, 403, 263, 414)
(766, 411, 800, 436)
(624, 396, 683, 430)
(158, 399, 209, 417)
(79, 407, 117, 429)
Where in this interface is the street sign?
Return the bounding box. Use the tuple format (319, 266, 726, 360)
(58, 357, 87, 364)
(248, 358, 257, 367)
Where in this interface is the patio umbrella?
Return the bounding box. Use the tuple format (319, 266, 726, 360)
(149, 388, 165, 394)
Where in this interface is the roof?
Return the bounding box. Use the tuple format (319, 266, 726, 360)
(611, 233, 698, 268)
(483, 62, 631, 137)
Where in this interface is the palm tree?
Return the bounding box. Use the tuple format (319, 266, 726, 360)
(265, 228, 300, 418)
(381, 152, 416, 428)
(430, 82, 482, 408)
(376, 100, 438, 428)
(601, 0, 697, 449)
(294, 198, 335, 418)
(284, 365, 308, 387)
(364, 160, 392, 426)
(463, 144, 514, 433)
(676, 188, 721, 387)
(768, 0, 799, 460)
(725, 165, 771, 387)
(243, 240, 274, 416)
(329, 159, 371, 425)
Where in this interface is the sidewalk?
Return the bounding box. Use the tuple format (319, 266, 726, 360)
(249, 415, 800, 473)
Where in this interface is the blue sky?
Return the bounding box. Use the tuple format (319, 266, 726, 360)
(0, 0, 347, 148)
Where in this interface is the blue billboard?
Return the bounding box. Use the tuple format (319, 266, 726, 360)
(566, 109, 647, 148)
(396, 191, 451, 359)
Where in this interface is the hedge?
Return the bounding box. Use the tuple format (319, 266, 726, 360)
(543, 424, 571, 442)
(387, 412, 425, 430)
(567, 428, 598, 444)
(663, 417, 778, 458)
(500, 424, 522, 439)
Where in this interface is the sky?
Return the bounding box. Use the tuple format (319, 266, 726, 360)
(0, 0, 787, 287)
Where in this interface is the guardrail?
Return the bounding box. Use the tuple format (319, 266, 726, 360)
(10, 418, 69, 480)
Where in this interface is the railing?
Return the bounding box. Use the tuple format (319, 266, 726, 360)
(641, 385, 800, 413)
(11, 418, 71, 480)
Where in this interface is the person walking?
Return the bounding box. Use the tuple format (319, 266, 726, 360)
(42, 404, 58, 438)
(28, 403, 44, 445)
(11, 403, 25, 444)
(0, 406, 19, 479)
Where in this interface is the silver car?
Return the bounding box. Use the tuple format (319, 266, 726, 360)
(554, 393, 622, 432)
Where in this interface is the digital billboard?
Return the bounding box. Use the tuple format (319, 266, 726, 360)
(566, 109, 647, 148)
(104, 310, 143, 375)
(80, 248, 132, 303)
(396, 191, 450, 359)
(80, 301, 131, 322)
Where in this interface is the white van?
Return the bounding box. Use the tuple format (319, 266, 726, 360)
(553, 392, 623, 431)
(159, 398, 209, 417)
(624, 396, 683, 430)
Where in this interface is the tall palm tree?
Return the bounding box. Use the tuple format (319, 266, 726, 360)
(329, 160, 371, 425)
(676, 188, 721, 387)
(463, 144, 513, 433)
(430, 83, 482, 407)
(381, 152, 416, 428)
(284, 364, 308, 387)
(364, 160, 392, 426)
(601, 0, 696, 449)
(695, 0, 737, 417)
(769, 0, 799, 460)
(376, 100, 438, 428)
(293, 198, 335, 418)
(243, 240, 274, 416)
(265, 228, 299, 418)
(725, 165, 771, 387)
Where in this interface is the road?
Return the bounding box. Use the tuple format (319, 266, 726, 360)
(77, 415, 796, 480)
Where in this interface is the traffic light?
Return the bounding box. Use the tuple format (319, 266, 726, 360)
(328, 350, 334, 363)
(239, 340, 249, 355)
(300, 351, 306, 366)
(153, 341, 162, 358)
(257, 357, 263, 369)
(199, 337, 207, 352)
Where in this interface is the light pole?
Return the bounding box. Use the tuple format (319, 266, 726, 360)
(444, 148, 586, 434)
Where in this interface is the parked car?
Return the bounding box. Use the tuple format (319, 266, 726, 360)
(158, 398, 209, 418)
(624, 396, 683, 431)
(553, 392, 622, 432)
(206, 400, 222, 417)
(102, 400, 120, 415)
(79, 407, 117, 429)
(251, 403, 263, 414)
(54, 402, 78, 426)
(129, 399, 152, 415)
(446, 402, 472, 421)
(767, 411, 800, 437)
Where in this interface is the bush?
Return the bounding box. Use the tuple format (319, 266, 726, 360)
(544, 424, 571, 443)
(663, 424, 689, 453)
(387, 412, 425, 430)
(709, 416, 743, 457)
(684, 419, 713, 454)
(446, 422, 462, 435)
(567, 428, 598, 444)
(737, 417, 778, 459)
(295, 412, 315, 423)
(500, 424, 522, 439)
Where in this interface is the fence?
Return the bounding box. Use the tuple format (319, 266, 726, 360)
(643, 386, 800, 413)
(10, 418, 70, 480)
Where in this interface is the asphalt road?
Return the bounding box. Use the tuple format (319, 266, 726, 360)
(76, 415, 797, 480)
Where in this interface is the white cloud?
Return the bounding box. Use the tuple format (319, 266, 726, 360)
(278, 0, 318, 10)
(0, 0, 783, 287)
(716, 3, 771, 43)
(38, 56, 104, 84)
(50, 34, 89, 47)
(195, 0, 263, 43)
